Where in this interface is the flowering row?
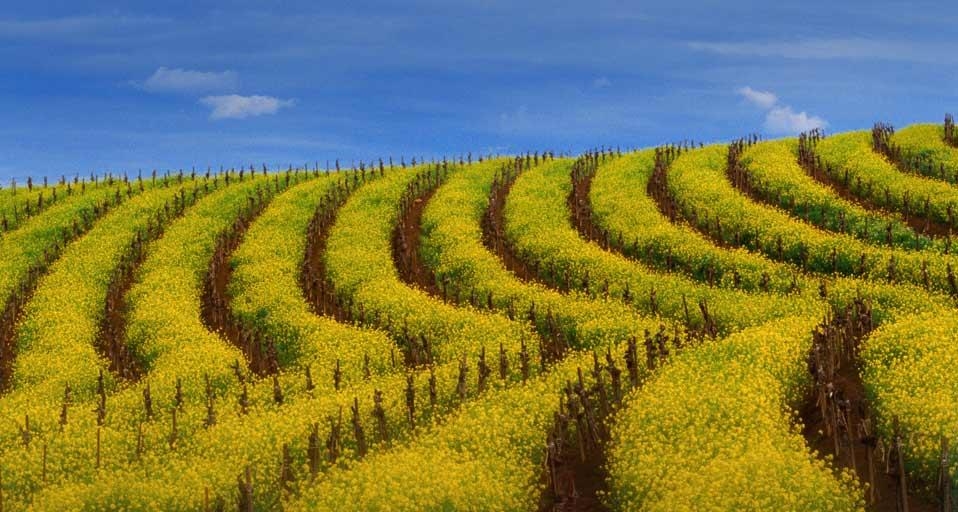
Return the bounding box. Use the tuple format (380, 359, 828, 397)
(816, 130, 958, 230)
(0, 172, 319, 509)
(740, 139, 933, 251)
(861, 311, 958, 487)
(228, 172, 397, 385)
(667, 143, 954, 308)
(608, 316, 865, 510)
(323, 160, 537, 365)
(888, 123, 958, 184)
(419, 156, 663, 352)
(503, 156, 822, 335)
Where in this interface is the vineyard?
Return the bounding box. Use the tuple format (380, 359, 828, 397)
(2, 117, 958, 512)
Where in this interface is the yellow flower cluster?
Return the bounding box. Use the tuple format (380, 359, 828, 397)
(228, 173, 397, 384)
(817, 131, 958, 227)
(324, 162, 536, 363)
(741, 139, 930, 250)
(26, 162, 544, 509)
(6, 182, 187, 402)
(0, 172, 332, 508)
(504, 157, 820, 334)
(5, 133, 957, 510)
(0, 181, 126, 323)
(9, 164, 548, 509)
(890, 123, 958, 182)
(861, 312, 958, 484)
(591, 149, 801, 292)
(667, 143, 953, 311)
(29, 348, 534, 509)
(608, 317, 865, 511)
(419, 157, 663, 349)
(288, 347, 626, 512)
(33, 173, 419, 508)
(0, 176, 106, 233)
(0, 178, 199, 507)
(591, 149, 934, 325)
(124, 173, 288, 400)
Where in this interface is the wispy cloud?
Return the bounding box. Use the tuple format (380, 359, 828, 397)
(737, 86, 777, 109)
(0, 15, 169, 39)
(737, 86, 825, 135)
(199, 95, 295, 120)
(688, 38, 953, 63)
(592, 76, 612, 88)
(495, 102, 646, 138)
(140, 67, 238, 94)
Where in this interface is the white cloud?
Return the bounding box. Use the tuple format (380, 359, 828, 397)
(737, 85, 826, 135)
(764, 106, 827, 134)
(737, 86, 777, 109)
(199, 95, 295, 120)
(592, 76, 612, 88)
(141, 67, 238, 94)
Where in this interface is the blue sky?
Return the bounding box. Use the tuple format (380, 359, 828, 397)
(1, 1, 956, 183)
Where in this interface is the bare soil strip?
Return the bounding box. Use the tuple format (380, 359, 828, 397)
(1, 201, 112, 391)
(301, 180, 357, 324)
(800, 305, 938, 512)
(481, 165, 540, 282)
(390, 157, 614, 511)
(202, 195, 275, 376)
(393, 187, 443, 297)
(798, 133, 952, 239)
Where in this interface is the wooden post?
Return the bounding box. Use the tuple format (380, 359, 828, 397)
(941, 437, 952, 512)
(895, 421, 909, 512)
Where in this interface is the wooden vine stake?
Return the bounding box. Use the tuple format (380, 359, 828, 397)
(237, 466, 253, 512)
(95, 427, 101, 470)
(940, 437, 952, 512)
(893, 418, 908, 512)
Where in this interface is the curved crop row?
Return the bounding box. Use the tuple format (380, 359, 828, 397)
(740, 139, 934, 251)
(861, 312, 958, 487)
(288, 342, 633, 511)
(6, 138, 953, 511)
(3, 181, 191, 403)
(14, 164, 543, 509)
(0, 182, 128, 331)
(0, 182, 202, 507)
(590, 148, 800, 292)
(608, 316, 864, 510)
(589, 148, 935, 327)
(816, 131, 958, 230)
(0, 173, 317, 507)
(889, 123, 958, 183)
(29, 153, 632, 507)
(419, 157, 662, 351)
(324, 161, 538, 364)
(0, 177, 104, 234)
(124, 173, 290, 397)
(22, 163, 549, 508)
(667, 143, 958, 304)
(29, 337, 559, 509)
(504, 156, 821, 335)
(229, 173, 397, 383)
